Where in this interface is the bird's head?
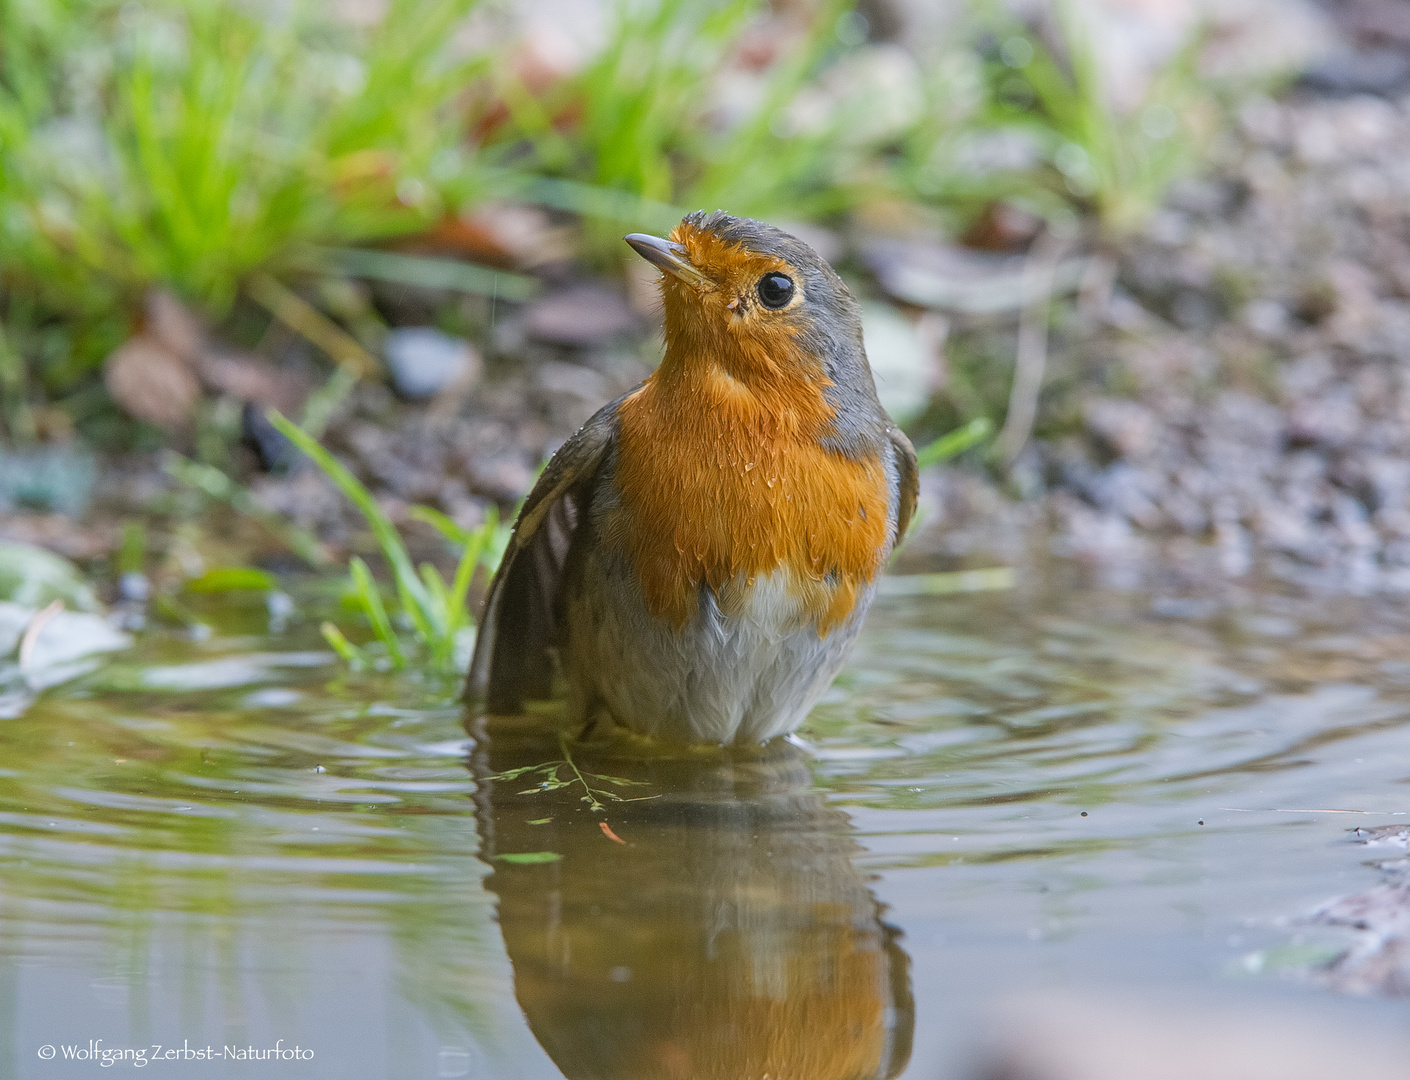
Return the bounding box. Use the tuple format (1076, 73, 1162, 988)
(625, 211, 876, 409)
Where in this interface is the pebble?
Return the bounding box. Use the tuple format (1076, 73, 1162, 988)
(382, 327, 481, 399)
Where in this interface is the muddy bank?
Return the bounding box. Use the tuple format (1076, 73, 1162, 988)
(984, 87, 1410, 595)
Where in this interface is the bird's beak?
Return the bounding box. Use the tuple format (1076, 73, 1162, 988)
(624, 233, 714, 289)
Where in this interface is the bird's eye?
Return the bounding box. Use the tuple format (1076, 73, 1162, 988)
(756, 273, 795, 309)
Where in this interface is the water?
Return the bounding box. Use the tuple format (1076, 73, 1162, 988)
(4, 582, 1410, 1077)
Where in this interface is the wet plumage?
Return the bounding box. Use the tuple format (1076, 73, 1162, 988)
(465, 210, 917, 744)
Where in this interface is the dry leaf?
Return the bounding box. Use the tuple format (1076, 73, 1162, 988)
(104, 334, 201, 430)
(417, 202, 576, 268)
(144, 288, 206, 362)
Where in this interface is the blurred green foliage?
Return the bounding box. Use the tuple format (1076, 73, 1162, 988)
(481, 0, 918, 238)
(0, 0, 484, 398)
(489, 0, 760, 205)
(979, 8, 1212, 235)
(1, 0, 486, 303)
(0, 0, 1217, 441)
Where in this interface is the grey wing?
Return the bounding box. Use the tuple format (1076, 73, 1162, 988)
(887, 425, 919, 546)
(463, 393, 627, 712)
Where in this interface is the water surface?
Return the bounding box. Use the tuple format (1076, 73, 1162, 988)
(4, 582, 1410, 1077)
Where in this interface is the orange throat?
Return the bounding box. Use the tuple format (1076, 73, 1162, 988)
(610, 356, 889, 635)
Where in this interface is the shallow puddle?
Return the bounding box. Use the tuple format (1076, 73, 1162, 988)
(3, 582, 1410, 1076)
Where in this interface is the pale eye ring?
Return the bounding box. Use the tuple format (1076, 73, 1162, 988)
(757, 273, 794, 309)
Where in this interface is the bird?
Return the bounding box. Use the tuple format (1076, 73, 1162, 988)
(465, 210, 917, 745)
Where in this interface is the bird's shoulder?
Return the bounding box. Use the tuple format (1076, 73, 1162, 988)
(504, 388, 635, 554)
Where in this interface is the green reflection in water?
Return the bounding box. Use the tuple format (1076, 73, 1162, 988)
(0, 623, 554, 1078)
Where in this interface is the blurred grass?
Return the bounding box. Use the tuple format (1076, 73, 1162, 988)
(0, 0, 484, 404)
(7, 0, 484, 303)
(483, 0, 968, 235)
(978, 8, 1214, 236)
(0, 0, 1218, 445)
(486, 0, 759, 207)
(475, 0, 882, 249)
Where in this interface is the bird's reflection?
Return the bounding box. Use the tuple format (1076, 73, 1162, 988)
(469, 717, 914, 1080)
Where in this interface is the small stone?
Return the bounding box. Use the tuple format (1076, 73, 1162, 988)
(423, 201, 575, 268)
(960, 202, 1043, 251)
(535, 360, 613, 405)
(1243, 299, 1291, 337)
(382, 327, 481, 399)
(0, 541, 99, 610)
(862, 237, 1088, 315)
(0, 446, 97, 518)
(1301, 48, 1410, 97)
(117, 572, 150, 604)
(0, 602, 130, 702)
(1085, 398, 1158, 459)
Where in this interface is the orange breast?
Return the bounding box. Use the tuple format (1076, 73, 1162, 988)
(611, 363, 890, 635)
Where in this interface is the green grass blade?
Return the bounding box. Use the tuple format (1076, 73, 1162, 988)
(350, 556, 404, 668)
(409, 505, 472, 547)
(267, 410, 441, 636)
(300, 367, 360, 441)
(493, 852, 562, 864)
(420, 562, 450, 613)
(315, 247, 536, 301)
(320, 620, 368, 667)
(419, 561, 460, 668)
(395, 575, 437, 646)
(185, 568, 278, 593)
(448, 525, 489, 625)
(420, 562, 450, 636)
(916, 416, 993, 468)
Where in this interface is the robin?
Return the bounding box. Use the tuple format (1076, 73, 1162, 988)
(465, 210, 917, 744)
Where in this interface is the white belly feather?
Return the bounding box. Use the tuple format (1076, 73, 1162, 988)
(565, 559, 872, 744)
